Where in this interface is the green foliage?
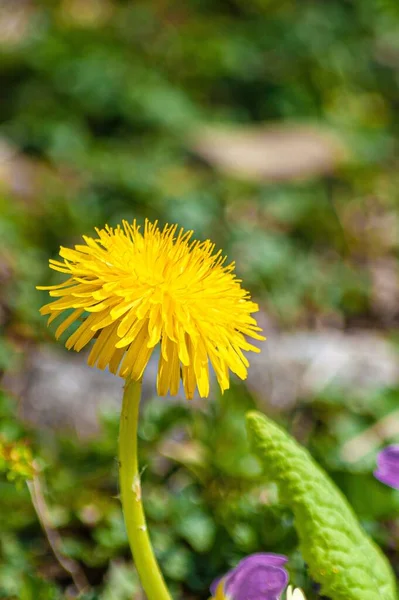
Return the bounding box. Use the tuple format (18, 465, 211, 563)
(247, 411, 398, 599)
(1, 0, 399, 330)
(1, 377, 399, 598)
(1, 0, 399, 597)
(0, 386, 291, 598)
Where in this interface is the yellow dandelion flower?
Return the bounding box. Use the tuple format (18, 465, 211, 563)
(38, 220, 265, 399)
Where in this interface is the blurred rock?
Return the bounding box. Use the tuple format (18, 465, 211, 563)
(190, 124, 345, 182)
(4, 346, 158, 438)
(4, 329, 399, 437)
(249, 329, 399, 409)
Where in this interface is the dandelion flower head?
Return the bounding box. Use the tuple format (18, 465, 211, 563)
(38, 220, 265, 399)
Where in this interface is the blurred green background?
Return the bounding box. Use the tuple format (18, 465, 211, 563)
(1, 0, 399, 598)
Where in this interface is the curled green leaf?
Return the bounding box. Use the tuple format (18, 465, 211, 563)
(246, 411, 398, 600)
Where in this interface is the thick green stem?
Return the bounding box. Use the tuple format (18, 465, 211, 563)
(119, 378, 172, 600)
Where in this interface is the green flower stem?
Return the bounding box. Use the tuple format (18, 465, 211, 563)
(119, 378, 172, 600)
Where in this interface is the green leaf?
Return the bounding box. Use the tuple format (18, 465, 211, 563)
(176, 510, 215, 553)
(246, 411, 398, 600)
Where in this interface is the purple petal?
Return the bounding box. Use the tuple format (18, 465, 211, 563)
(226, 564, 288, 600)
(374, 445, 399, 490)
(210, 553, 289, 599)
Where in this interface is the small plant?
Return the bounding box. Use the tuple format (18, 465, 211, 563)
(36, 220, 398, 599)
(0, 439, 36, 485)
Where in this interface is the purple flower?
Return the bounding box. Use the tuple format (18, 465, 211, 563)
(210, 553, 289, 600)
(374, 445, 399, 490)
